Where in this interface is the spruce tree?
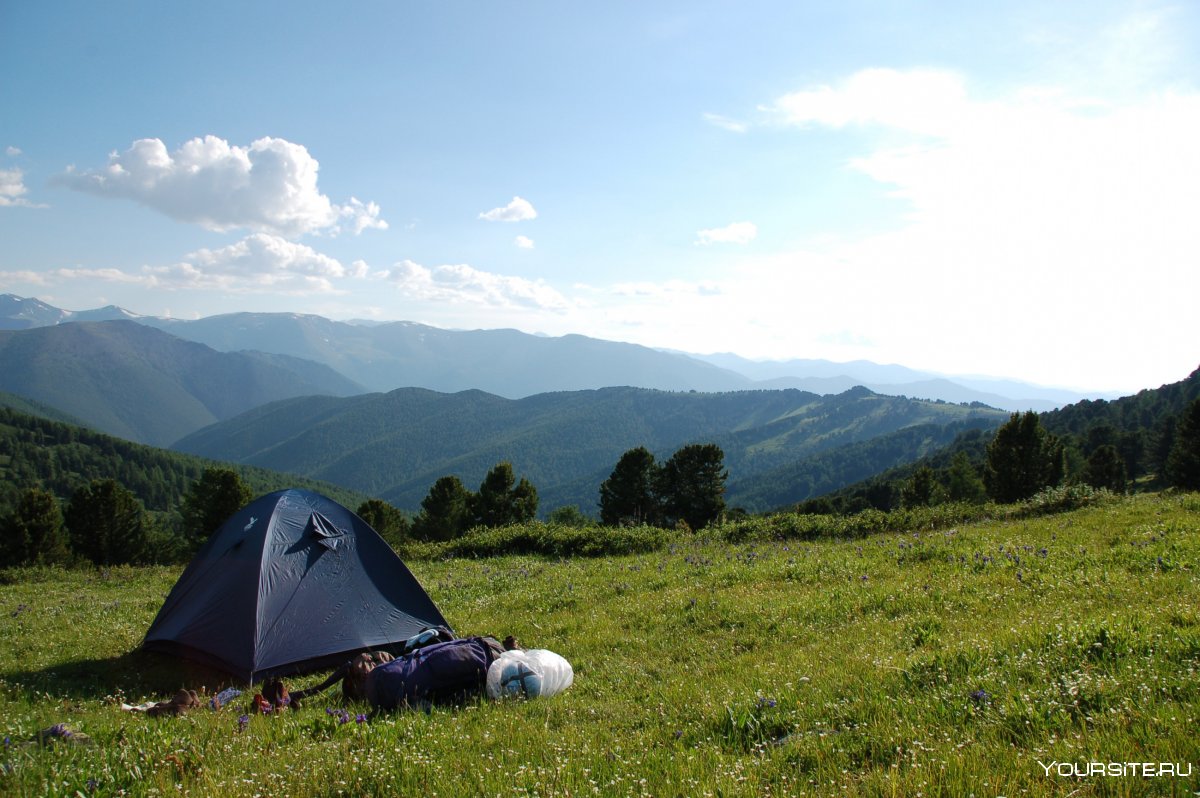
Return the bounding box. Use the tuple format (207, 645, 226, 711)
(180, 468, 252, 543)
(657, 443, 727, 530)
(946, 452, 987, 503)
(412, 476, 473, 541)
(473, 462, 538, 527)
(1165, 398, 1200, 490)
(599, 447, 659, 526)
(1083, 444, 1127, 492)
(65, 479, 150, 565)
(984, 411, 1065, 503)
(900, 465, 944, 508)
(356, 498, 411, 548)
(2, 488, 70, 566)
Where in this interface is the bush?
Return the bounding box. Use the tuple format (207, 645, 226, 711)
(1016, 484, 1116, 517)
(435, 521, 669, 559)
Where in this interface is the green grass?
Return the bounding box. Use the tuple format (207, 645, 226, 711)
(2, 493, 1199, 796)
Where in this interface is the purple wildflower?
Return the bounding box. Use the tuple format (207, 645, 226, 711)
(237, 714, 249, 731)
(969, 689, 989, 704)
(356, 713, 368, 724)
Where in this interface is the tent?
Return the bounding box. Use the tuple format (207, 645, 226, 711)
(143, 488, 450, 682)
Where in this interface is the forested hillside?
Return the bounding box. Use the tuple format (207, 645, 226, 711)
(803, 367, 1200, 512)
(0, 320, 364, 446)
(0, 407, 368, 521)
(174, 385, 1007, 513)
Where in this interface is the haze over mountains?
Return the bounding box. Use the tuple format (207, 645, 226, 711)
(0, 294, 1117, 411)
(0, 320, 362, 446)
(173, 385, 1006, 513)
(3, 293, 1187, 515)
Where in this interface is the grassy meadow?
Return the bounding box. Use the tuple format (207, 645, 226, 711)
(1, 492, 1199, 796)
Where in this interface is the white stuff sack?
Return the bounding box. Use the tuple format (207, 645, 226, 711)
(486, 649, 574, 700)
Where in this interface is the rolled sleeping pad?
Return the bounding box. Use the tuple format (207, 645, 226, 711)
(485, 649, 573, 700)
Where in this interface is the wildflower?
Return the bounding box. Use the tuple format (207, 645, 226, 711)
(86, 778, 98, 792)
(237, 714, 249, 732)
(970, 690, 989, 704)
(47, 724, 73, 739)
(674, 730, 683, 740)
(356, 713, 368, 724)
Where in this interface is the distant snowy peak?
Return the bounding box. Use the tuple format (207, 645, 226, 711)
(0, 294, 142, 329)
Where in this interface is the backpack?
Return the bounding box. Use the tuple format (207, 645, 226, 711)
(365, 636, 504, 709)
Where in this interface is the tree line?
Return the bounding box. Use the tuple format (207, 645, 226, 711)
(3, 384, 1198, 568)
(804, 396, 1200, 514)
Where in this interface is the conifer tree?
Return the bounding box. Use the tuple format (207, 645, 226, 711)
(946, 452, 987, 503)
(181, 468, 252, 543)
(1083, 444, 1126, 492)
(1165, 398, 1200, 490)
(1, 488, 70, 566)
(599, 446, 659, 526)
(984, 411, 1064, 503)
(657, 443, 727, 530)
(356, 498, 411, 548)
(66, 479, 150, 565)
(473, 462, 538, 527)
(412, 476, 473, 541)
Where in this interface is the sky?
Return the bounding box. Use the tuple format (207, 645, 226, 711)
(1, 1, 1197, 395)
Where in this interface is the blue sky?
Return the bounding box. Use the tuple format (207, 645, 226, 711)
(1, 1, 1197, 394)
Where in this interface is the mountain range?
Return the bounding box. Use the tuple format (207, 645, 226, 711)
(0, 293, 1140, 515)
(0, 294, 1115, 411)
(0, 320, 362, 446)
(173, 385, 1007, 514)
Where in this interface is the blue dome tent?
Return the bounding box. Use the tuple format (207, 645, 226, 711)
(143, 489, 450, 683)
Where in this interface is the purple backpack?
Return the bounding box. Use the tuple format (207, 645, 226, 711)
(365, 637, 503, 709)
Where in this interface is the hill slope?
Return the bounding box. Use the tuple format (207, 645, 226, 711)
(0, 406, 369, 517)
(174, 385, 1007, 513)
(0, 321, 365, 446)
(2, 294, 1118, 408)
(145, 312, 753, 395)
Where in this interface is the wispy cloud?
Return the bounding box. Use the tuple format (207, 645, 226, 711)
(479, 196, 538, 222)
(695, 221, 757, 245)
(0, 234, 356, 295)
(702, 112, 748, 133)
(384, 259, 568, 311)
(56, 135, 386, 237)
(514, 235, 535, 249)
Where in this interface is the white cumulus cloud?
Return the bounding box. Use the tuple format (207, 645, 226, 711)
(514, 235, 535, 249)
(57, 135, 385, 237)
(141, 234, 353, 293)
(384, 259, 568, 311)
(0, 167, 44, 208)
(479, 196, 538, 222)
(695, 221, 757, 246)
